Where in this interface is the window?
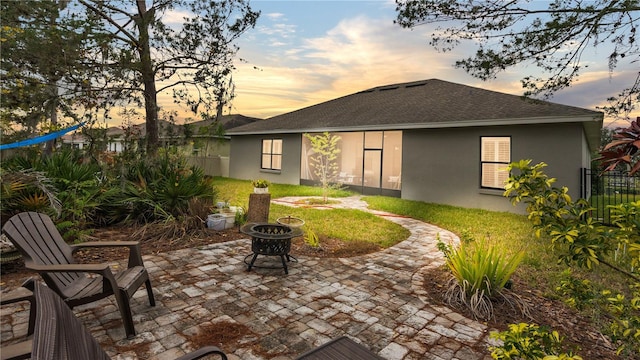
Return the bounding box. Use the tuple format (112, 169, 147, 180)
(261, 139, 282, 170)
(481, 137, 510, 189)
(300, 131, 402, 190)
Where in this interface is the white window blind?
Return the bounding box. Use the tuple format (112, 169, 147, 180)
(481, 137, 510, 189)
(261, 139, 282, 170)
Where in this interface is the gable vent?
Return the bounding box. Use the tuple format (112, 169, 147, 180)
(405, 82, 427, 88)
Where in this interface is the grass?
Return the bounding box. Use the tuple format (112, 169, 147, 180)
(211, 177, 352, 208)
(211, 177, 407, 248)
(270, 204, 408, 247)
(363, 197, 536, 256)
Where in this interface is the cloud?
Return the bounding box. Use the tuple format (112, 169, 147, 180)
(551, 69, 640, 123)
(257, 22, 297, 37)
(233, 15, 486, 118)
(162, 9, 192, 26)
(232, 12, 638, 125)
(265, 12, 285, 20)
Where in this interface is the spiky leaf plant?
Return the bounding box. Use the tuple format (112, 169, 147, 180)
(444, 239, 525, 320)
(109, 152, 217, 223)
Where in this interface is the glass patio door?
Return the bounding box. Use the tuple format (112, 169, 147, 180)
(363, 149, 382, 188)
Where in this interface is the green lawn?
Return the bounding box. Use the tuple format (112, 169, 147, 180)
(211, 177, 408, 248)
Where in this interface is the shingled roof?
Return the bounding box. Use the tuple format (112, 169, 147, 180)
(228, 79, 603, 147)
(188, 114, 261, 132)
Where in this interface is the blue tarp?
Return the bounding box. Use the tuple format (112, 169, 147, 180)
(0, 123, 85, 150)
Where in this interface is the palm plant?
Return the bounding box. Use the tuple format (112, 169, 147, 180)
(2, 148, 105, 227)
(0, 169, 61, 224)
(40, 149, 105, 226)
(112, 152, 217, 223)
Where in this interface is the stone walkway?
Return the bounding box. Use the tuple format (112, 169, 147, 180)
(0, 196, 495, 359)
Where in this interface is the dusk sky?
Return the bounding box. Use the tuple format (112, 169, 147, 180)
(158, 0, 638, 128)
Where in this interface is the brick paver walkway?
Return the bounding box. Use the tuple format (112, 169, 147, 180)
(1, 196, 495, 359)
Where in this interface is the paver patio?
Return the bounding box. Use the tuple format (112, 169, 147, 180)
(1, 196, 496, 359)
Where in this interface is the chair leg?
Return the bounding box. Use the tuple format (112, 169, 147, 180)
(145, 279, 155, 307)
(115, 290, 136, 339)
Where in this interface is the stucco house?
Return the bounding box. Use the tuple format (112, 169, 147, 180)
(227, 79, 603, 213)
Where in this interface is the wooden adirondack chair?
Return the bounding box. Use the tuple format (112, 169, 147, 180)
(1, 279, 227, 360)
(1, 212, 155, 339)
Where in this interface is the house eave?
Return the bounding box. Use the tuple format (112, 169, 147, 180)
(228, 114, 602, 137)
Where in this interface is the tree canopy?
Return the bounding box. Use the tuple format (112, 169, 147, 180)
(0, 1, 100, 146)
(395, 0, 639, 119)
(1, 0, 259, 155)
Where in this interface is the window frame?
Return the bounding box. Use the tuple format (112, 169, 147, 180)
(480, 136, 511, 190)
(261, 138, 283, 171)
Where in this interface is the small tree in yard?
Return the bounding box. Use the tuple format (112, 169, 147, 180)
(304, 132, 341, 203)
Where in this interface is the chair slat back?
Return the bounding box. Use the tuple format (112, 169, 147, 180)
(2, 212, 82, 292)
(29, 280, 111, 360)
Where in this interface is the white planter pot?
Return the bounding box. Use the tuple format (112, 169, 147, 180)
(207, 214, 226, 230)
(219, 212, 236, 229)
(207, 212, 236, 230)
(253, 187, 269, 194)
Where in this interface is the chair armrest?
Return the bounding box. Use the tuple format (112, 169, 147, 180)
(70, 241, 145, 268)
(175, 346, 228, 360)
(26, 262, 111, 275)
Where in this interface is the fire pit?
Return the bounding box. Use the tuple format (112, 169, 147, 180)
(240, 223, 303, 274)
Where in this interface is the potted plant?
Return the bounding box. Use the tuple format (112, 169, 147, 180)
(252, 179, 270, 194)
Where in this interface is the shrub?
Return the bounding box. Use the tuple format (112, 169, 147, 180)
(0, 169, 60, 223)
(505, 160, 640, 355)
(489, 323, 583, 359)
(39, 150, 105, 227)
(602, 284, 640, 356)
(555, 269, 596, 310)
(444, 238, 524, 320)
(234, 205, 248, 227)
(1, 149, 104, 234)
(108, 152, 217, 223)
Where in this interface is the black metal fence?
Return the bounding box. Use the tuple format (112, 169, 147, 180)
(580, 168, 640, 224)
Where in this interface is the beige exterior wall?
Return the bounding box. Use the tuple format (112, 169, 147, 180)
(189, 139, 230, 157)
(229, 134, 302, 184)
(401, 123, 587, 214)
(185, 156, 228, 177)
